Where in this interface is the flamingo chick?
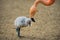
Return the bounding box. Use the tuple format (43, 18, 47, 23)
(14, 16, 31, 37)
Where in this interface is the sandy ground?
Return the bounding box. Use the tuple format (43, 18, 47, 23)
(0, 0, 60, 40)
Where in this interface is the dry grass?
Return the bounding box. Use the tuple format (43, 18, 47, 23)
(0, 0, 60, 40)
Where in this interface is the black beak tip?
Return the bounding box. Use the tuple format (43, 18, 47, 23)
(31, 18, 35, 22)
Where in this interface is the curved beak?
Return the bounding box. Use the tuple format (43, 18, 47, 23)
(31, 18, 35, 22)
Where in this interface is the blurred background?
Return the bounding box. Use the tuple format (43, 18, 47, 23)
(0, 0, 60, 40)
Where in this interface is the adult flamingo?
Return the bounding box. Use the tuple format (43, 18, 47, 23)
(29, 0, 55, 22)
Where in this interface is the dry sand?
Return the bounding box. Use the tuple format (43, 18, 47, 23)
(0, 0, 60, 40)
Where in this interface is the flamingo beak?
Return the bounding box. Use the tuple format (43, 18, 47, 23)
(31, 18, 35, 22)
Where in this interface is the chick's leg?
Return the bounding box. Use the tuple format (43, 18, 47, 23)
(16, 27, 20, 37)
